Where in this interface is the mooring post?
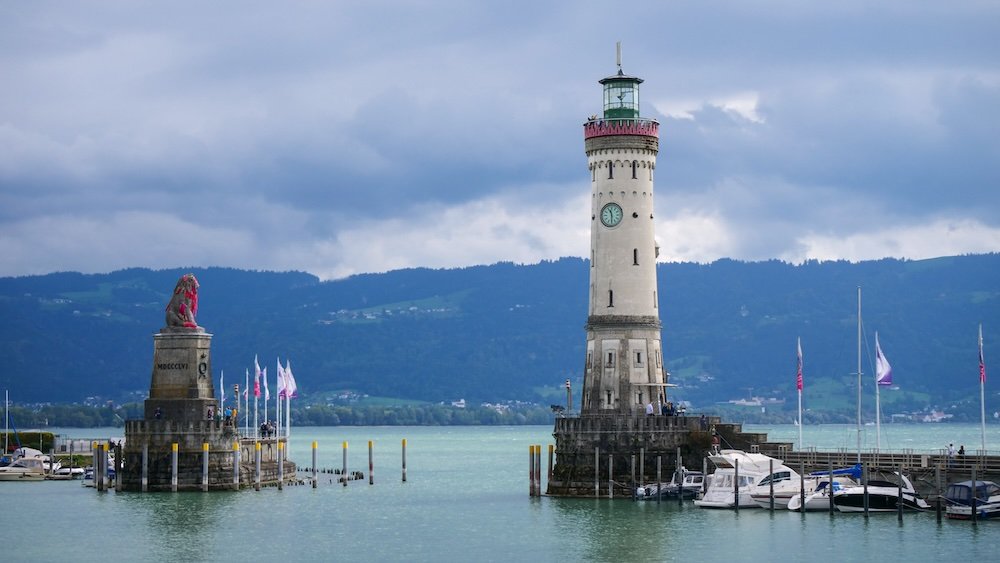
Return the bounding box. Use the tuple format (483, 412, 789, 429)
(368, 440, 374, 486)
(676, 447, 682, 507)
(277, 441, 284, 490)
(401, 438, 407, 483)
(769, 458, 775, 511)
(202, 442, 209, 492)
(608, 453, 613, 499)
(702, 457, 708, 496)
(639, 447, 645, 492)
(897, 465, 903, 521)
(141, 443, 148, 493)
(536, 445, 542, 495)
(935, 463, 942, 521)
(548, 444, 554, 487)
(342, 441, 348, 487)
(828, 460, 835, 515)
(630, 454, 636, 501)
(862, 462, 869, 517)
(594, 447, 600, 498)
(529, 445, 535, 497)
(254, 441, 261, 491)
(91, 442, 98, 489)
(312, 441, 318, 489)
(972, 465, 978, 526)
(171, 443, 178, 493)
(103, 442, 111, 491)
(232, 441, 240, 490)
(800, 460, 806, 514)
(656, 456, 661, 505)
(734, 459, 740, 512)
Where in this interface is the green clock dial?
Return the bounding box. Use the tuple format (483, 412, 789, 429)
(600, 203, 623, 227)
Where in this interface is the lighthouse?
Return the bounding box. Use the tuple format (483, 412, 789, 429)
(580, 45, 665, 415)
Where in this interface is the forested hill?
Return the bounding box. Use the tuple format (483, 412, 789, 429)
(1, 254, 997, 421)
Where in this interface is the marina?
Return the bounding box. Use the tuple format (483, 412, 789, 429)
(3, 424, 998, 562)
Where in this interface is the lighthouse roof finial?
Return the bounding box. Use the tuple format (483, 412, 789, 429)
(616, 41, 623, 75)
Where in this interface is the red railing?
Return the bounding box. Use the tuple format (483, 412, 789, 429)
(583, 117, 659, 139)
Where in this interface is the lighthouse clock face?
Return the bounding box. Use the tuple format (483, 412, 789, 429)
(600, 203, 623, 227)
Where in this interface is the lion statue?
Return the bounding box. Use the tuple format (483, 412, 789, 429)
(165, 273, 200, 328)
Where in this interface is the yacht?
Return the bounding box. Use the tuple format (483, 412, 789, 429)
(832, 472, 931, 512)
(786, 464, 863, 512)
(636, 468, 704, 500)
(693, 450, 779, 509)
(0, 457, 46, 481)
(944, 480, 1000, 520)
(748, 463, 811, 509)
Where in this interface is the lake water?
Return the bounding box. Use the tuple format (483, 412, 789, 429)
(4, 423, 998, 561)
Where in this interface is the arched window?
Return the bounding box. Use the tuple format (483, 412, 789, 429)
(632, 160, 638, 179)
(608, 160, 614, 179)
(633, 248, 639, 265)
(608, 289, 614, 307)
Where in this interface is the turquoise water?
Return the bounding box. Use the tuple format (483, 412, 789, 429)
(4, 424, 997, 561)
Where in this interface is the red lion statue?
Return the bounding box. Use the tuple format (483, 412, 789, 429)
(165, 273, 199, 328)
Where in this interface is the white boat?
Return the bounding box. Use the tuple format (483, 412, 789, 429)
(636, 468, 705, 500)
(748, 463, 814, 509)
(832, 472, 931, 512)
(944, 480, 1000, 520)
(693, 450, 779, 509)
(786, 464, 863, 512)
(0, 456, 46, 481)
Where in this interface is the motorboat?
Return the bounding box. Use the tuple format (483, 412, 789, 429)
(693, 450, 779, 509)
(748, 464, 811, 509)
(636, 468, 705, 500)
(787, 464, 863, 512)
(944, 480, 1000, 520)
(832, 472, 931, 512)
(0, 456, 46, 481)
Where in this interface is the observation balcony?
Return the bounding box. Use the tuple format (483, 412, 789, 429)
(583, 117, 659, 140)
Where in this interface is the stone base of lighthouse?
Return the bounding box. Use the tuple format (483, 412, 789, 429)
(120, 326, 295, 491)
(546, 415, 776, 497)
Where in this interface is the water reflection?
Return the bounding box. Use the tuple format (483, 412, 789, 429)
(116, 491, 239, 559)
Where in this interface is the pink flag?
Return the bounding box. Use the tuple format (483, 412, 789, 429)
(277, 360, 287, 399)
(875, 333, 893, 387)
(796, 338, 803, 391)
(263, 366, 270, 401)
(285, 359, 298, 399)
(253, 355, 262, 398)
(981, 325, 987, 384)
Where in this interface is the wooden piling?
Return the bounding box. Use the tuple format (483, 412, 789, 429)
(608, 453, 613, 499)
(639, 447, 645, 492)
(935, 463, 942, 522)
(529, 445, 535, 496)
(734, 459, 740, 512)
(676, 447, 682, 506)
(897, 465, 903, 521)
(535, 445, 542, 495)
(368, 440, 374, 486)
(547, 444, 554, 487)
(862, 462, 869, 517)
(255, 441, 261, 491)
(799, 460, 805, 515)
(342, 441, 348, 487)
(232, 441, 240, 491)
(171, 443, 178, 493)
(312, 441, 318, 489)
(278, 441, 284, 490)
(141, 443, 148, 492)
(594, 447, 599, 498)
(202, 442, 210, 492)
(630, 454, 636, 501)
(972, 465, 978, 525)
(769, 458, 775, 511)
(828, 460, 835, 515)
(401, 438, 407, 483)
(656, 456, 661, 505)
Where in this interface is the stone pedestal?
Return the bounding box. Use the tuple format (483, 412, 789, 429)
(144, 327, 217, 421)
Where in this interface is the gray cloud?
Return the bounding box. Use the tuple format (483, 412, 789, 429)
(1, 1, 997, 278)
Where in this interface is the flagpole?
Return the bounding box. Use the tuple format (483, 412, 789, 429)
(981, 324, 987, 453)
(244, 369, 249, 435)
(875, 332, 881, 452)
(220, 370, 225, 415)
(856, 287, 862, 464)
(797, 337, 803, 451)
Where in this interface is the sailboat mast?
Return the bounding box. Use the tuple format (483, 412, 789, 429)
(856, 287, 862, 464)
(875, 331, 881, 451)
(981, 323, 987, 453)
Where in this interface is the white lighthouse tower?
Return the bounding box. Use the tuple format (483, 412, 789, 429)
(580, 45, 666, 415)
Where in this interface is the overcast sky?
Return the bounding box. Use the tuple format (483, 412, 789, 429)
(2, 1, 998, 280)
